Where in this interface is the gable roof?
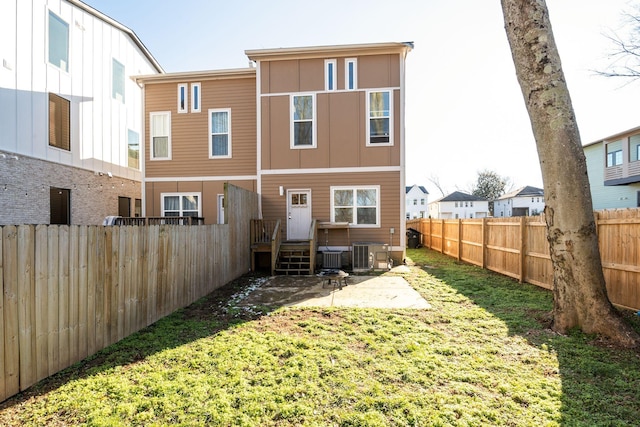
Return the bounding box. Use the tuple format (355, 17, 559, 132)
(497, 186, 544, 200)
(432, 191, 487, 203)
(405, 185, 428, 194)
(71, 0, 163, 73)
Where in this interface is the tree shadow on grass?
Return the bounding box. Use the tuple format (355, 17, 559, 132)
(0, 272, 274, 412)
(409, 248, 640, 426)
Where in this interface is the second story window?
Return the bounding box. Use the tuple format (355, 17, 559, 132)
(150, 112, 171, 160)
(606, 139, 623, 167)
(291, 94, 315, 148)
(367, 90, 392, 145)
(210, 109, 231, 158)
(178, 84, 188, 113)
(345, 58, 357, 90)
(49, 93, 70, 151)
(112, 59, 125, 102)
(325, 59, 336, 91)
(128, 129, 139, 169)
(191, 83, 201, 113)
(48, 11, 69, 72)
(630, 134, 640, 162)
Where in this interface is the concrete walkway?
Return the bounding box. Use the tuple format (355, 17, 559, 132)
(239, 267, 431, 309)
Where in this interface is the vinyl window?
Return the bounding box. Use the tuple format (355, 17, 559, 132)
(48, 11, 69, 72)
(345, 58, 357, 90)
(367, 90, 392, 145)
(128, 129, 139, 169)
(325, 59, 336, 91)
(331, 186, 380, 227)
(161, 193, 201, 217)
(291, 94, 316, 148)
(49, 93, 70, 151)
(606, 139, 623, 167)
(177, 84, 188, 113)
(191, 83, 201, 113)
(150, 112, 171, 160)
(112, 59, 125, 102)
(209, 108, 231, 158)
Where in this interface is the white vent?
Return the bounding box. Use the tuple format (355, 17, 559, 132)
(323, 251, 342, 269)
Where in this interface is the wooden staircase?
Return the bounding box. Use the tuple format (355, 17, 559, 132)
(275, 242, 312, 275)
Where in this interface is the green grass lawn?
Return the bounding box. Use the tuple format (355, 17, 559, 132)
(1, 249, 639, 426)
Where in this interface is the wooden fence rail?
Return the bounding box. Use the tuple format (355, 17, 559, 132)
(408, 208, 640, 313)
(0, 184, 258, 403)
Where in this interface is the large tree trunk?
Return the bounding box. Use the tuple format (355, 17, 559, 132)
(501, 0, 639, 348)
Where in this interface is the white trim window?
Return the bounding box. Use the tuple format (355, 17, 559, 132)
(161, 193, 201, 218)
(209, 108, 231, 158)
(48, 11, 69, 72)
(150, 112, 171, 160)
(345, 58, 357, 90)
(112, 58, 125, 103)
(366, 90, 393, 146)
(191, 82, 201, 113)
(331, 186, 380, 227)
(291, 94, 316, 149)
(325, 59, 337, 91)
(177, 84, 188, 113)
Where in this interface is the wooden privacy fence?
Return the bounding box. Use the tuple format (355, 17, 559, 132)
(407, 208, 640, 312)
(0, 184, 258, 403)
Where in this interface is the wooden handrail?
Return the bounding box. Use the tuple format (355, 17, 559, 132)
(271, 220, 281, 275)
(308, 219, 318, 274)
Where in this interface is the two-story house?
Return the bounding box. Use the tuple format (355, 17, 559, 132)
(428, 191, 489, 219)
(0, 0, 162, 225)
(406, 184, 429, 219)
(493, 186, 544, 217)
(583, 126, 640, 209)
(135, 42, 413, 269)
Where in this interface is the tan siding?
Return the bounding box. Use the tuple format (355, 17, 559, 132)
(144, 77, 256, 179)
(266, 96, 296, 170)
(358, 54, 401, 88)
(267, 60, 299, 93)
(261, 172, 401, 245)
(146, 180, 256, 225)
(328, 92, 360, 167)
(299, 59, 323, 92)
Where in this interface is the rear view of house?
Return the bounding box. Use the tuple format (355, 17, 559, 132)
(0, 0, 162, 225)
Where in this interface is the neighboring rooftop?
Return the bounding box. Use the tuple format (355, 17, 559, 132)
(432, 191, 487, 203)
(406, 185, 428, 194)
(497, 186, 544, 200)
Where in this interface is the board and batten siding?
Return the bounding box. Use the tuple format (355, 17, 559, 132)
(0, 0, 158, 181)
(144, 77, 256, 178)
(259, 54, 401, 94)
(260, 90, 400, 170)
(261, 171, 402, 253)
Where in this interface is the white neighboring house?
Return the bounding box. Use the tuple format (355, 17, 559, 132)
(428, 191, 489, 219)
(405, 185, 429, 219)
(583, 126, 640, 210)
(493, 186, 545, 217)
(0, 0, 163, 225)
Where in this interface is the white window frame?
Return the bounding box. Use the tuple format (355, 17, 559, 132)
(330, 185, 380, 228)
(48, 10, 69, 72)
(366, 90, 393, 147)
(150, 111, 171, 160)
(191, 82, 201, 113)
(112, 58, 125, 103)
(345, 58, 357, 90)
(161, 193, 202, 217)
(325, 59, 337, 91)
(209, 108, 231, 158)
(290, 94, 316, 149)
(177, 84, 188, 113)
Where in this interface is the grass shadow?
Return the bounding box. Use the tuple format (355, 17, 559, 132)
(0, 272, 274, 411)
(407, 248, 640, 426)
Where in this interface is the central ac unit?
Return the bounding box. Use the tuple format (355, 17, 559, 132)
(352, 243, 390, 271)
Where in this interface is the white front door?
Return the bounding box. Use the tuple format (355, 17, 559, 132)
(287, 189, 312, 240)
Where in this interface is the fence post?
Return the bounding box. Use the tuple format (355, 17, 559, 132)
(457, 219, 462, 261)
(520, 216, 526, 283)
(429, 218, 432, 249)
(481, 218, 487, 269)
(441, 219, 445, 253)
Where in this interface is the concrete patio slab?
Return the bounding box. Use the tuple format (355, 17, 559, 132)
(238, 273, 431, 309)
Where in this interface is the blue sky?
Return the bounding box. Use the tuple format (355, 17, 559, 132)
(84, 0, 640, 196)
